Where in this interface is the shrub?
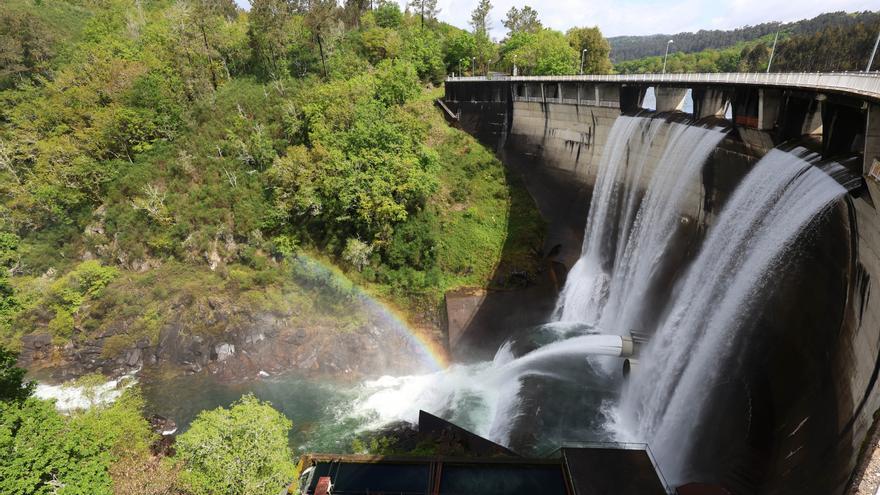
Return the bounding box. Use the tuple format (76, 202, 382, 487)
(175, 394, 295, 495)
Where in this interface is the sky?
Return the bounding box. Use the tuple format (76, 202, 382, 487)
(232, 0, 878, 39)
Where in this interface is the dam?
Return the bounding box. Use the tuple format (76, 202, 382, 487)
(437, 73, 880, 494)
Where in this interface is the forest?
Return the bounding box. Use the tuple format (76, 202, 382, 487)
(609, 11, 880, 62)
(614, 11, 880, 73)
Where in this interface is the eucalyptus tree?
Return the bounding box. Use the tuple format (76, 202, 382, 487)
(408, 0, 439, 28)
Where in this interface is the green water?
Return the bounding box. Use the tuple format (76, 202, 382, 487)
(140, 371, 370, 455)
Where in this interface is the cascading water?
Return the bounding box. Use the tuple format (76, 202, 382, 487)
(554, 116, 726, 333)
(337, 115, 851, 488)
(344, 116, 730, 449)
(619, 148, 848, 483)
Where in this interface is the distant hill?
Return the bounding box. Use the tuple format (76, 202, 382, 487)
(609, 11, 880, 62)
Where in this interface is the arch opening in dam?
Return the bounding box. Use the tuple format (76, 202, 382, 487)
(432, 74, 880, 494)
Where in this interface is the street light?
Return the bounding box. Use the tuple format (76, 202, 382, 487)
(472, 57, 476, 76)
(662, 39, 674, 74)
(580, 49, 588, 75)
(512, 54, 518, 76)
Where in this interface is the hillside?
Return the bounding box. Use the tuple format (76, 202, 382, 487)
(0, 0, 544, 370)
(609, 10, 880, 63)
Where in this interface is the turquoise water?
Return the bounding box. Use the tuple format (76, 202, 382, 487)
(140, 371, 367, 454)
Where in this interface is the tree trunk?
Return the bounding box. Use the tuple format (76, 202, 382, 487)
(199, 24, 218, 90)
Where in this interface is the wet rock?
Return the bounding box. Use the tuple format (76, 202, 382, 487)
(18, 332, 54, 367)
(215, 343, 235, 362)
(125, 348, 141, 367)
(149, 414, 178, 436)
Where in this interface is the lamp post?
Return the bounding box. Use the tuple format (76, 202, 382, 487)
(868, 28, 880, 72)
(512, 54, 518, 76)
(580, 49, 588, 75)
(662, 39, 673, 74)
(767, 26, 780, 73)
(472, 57, 476, 76)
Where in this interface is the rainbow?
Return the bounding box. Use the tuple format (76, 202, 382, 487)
(292, 253, 449, 372)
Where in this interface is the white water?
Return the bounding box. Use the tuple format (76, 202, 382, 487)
(35, 372, 138, 413)
(347, 332, 619, 446)
(554, 117, 725, 334)
(342, 116, 848, 482)
(619, 149, 847, 482)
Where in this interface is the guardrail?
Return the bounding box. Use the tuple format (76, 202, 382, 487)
(447, 72, 880, 101)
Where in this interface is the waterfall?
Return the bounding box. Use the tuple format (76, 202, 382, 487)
(342, 116, 850, 482)
(620, 148, 847, 482)
(554, 116, 726, 334)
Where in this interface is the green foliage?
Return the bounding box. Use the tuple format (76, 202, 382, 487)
(373, 1, 403, 29)
(502, 29, 577, 75)
(0, 346, 33, 402)
(608, 11, 880, 63)
(614, 14, 880, 74)
(0, 9, 55, 89)
(502, 5, 542, 35)
(566, 26, 613, 74)
(268, 60, 436, 258)
(0, 389, 155, 495)
(351, 434, 397, 454)
(400, 25, 446, 83)
(360, 27, 402, 63)
(442, 30, 476, 73)
(175, 394, 295, 495)
(47, 261, 117, 314)
(342, 238, 373, 271)
(0, 234, 20, 336)
(0, 0, 545, 340)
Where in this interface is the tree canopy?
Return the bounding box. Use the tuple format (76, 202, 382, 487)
(503, 6, 541, 35)
(175, 394, 295, 495)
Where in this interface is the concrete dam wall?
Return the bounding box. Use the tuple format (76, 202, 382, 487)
(443, 78, 880, 494)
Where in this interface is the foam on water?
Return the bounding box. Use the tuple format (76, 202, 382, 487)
(34, 372, 138, 413)
(347, 333, 627, 444)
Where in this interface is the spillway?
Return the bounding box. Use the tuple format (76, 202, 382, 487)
(337, 86, 875, 492)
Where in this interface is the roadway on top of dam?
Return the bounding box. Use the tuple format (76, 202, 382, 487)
(447, 72, 880, 102)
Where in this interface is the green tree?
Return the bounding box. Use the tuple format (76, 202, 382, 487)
(0, 347, 32, 402)
(470, 0, 492, 37)
(0, 389, 155, 495)
(502, 6, 541, 35)
(443, 30, 476, 74)
(566, 26, 613, 74)
(247, 0, 293, 78)
(400, 25, 445, 82)
(372, 0, 403, 29)
(175, 394, 295, 495)
(0, 233, 19, 338)
(304, 0, 339, 77)
(360, 27, 403, 64)
(0, 11, 54, 89)
(739, 43, 770, 71)
(503, 29, 577, 75)
(407, 0, 439, 28)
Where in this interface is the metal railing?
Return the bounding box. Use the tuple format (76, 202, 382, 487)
(447, 72, 880, 101)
